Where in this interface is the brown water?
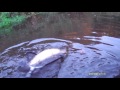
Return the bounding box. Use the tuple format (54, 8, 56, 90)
(0, 12, 120, 52)
(0, 12, 120, 78)
(1, 12, 120, 52)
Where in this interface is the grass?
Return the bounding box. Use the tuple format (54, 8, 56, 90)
(0, 12, 59, 36)
(0, 12, 26, 36)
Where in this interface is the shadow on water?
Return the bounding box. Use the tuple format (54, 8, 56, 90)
(1, 12, 120, 78)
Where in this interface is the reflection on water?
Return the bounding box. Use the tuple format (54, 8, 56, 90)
(0, 12, 120, 78)
(1, 12, 120, 52)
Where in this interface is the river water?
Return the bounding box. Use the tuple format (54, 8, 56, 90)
(0, 12, 120, 78)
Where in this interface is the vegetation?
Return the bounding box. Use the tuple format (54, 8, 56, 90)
(0, 12, 59, 37)
(0, 12, 36, 36)
(2, 12, 119, 37)
(0, 12, 26, 35)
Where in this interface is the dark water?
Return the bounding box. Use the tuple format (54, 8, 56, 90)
(0, 12, 120, 78)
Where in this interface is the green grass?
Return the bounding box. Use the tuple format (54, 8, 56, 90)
(0, 15, 25, 28)
(0, 12, 26, 36)
(0, 12, 59, 36)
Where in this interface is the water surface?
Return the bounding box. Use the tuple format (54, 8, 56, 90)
(0, 12, 120, 78)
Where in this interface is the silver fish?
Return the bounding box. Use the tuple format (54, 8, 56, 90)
(26, 48, 67, 78)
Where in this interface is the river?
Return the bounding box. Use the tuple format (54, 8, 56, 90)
(0, 12, 120, 78)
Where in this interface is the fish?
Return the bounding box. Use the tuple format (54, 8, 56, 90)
(26, 48, 67, 78)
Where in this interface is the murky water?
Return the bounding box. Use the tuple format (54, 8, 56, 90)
(0, 12, 120, 78)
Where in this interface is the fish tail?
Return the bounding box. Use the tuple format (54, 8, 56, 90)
(25, 70, 32, 78)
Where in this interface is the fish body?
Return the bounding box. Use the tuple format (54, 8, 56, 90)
(26, 48, 67, 78)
